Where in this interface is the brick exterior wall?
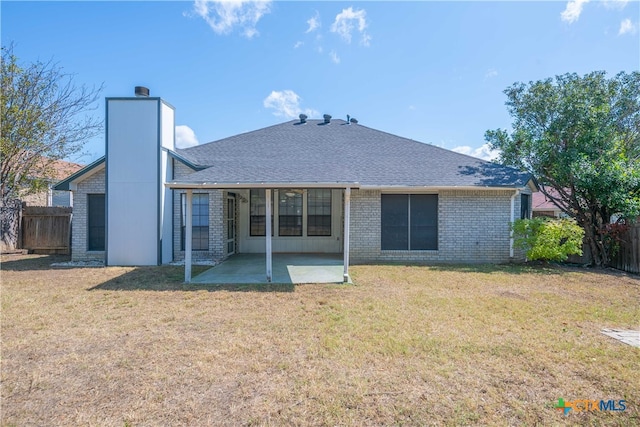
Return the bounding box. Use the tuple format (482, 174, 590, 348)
(349, 188, 530, 264)
(69, 158, 531, 265)
(71, 168, 105, 262)
(172, 161, 226, 262)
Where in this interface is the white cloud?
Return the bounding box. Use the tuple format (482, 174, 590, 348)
(619, 18, 637, 35)
(561, 0, 589, 24)
(485, 68, 498, 78)
(603, 0, 628, 10)
(452, 144, 500, 161)
(193, 0, 271, 38)
(330, 7, 371, 46)
(306, 11, 321, 33)
(329, 50, 340, 64)
(175, 125, 199, 149)
(293, 41, 304, 49)
(263, 90, 318, 119)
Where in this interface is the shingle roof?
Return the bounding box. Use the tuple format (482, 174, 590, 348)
(174, 119, 531, 188)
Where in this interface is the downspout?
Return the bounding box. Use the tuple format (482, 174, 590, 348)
(509, 189, 520, 258)
(343, 187, 351, 283)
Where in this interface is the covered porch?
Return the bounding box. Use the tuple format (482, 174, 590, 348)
(191, 253, 348, 284)
(166, 182, 358, 284)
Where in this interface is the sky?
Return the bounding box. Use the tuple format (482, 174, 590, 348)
(2, 0, 639, 163)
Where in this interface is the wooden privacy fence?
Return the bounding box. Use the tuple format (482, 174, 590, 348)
(609, 224, 640, 274)
(21, 206, 72, 254)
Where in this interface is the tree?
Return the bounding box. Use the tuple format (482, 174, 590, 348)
(486, 71, 640, 267)
(1, 43, 103, 249)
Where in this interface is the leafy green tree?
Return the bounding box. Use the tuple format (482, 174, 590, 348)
(512, 218, 585, 262)
(1, 43, 103, 248)
(486, 71, 640, 267)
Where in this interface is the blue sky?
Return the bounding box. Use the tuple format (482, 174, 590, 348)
(2, 0, 639, 163)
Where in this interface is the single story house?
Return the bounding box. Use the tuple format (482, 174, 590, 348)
(55, 88, 535, 282)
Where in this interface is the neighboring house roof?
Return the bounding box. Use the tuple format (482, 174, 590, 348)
(54, 157, 105, 191)
(172, 119, 532, 189)
(19, 157, 83, 195)
(45, 159, 84, 181)
(532, 187, 569, 212)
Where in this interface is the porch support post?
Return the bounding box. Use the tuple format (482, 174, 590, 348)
(185, 189, 193, 283)
(265, 188, 272, 282)
(343, 187, 351, 283)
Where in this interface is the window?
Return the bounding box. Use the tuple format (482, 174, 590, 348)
(250, 189, 273, 236)
(279, 190, 303, 236)
(87, 194, 105, 251)
(381, 194, 438, 250)
(181, 193, 209, 251)
(520, 193, 531, 219)
(409, 194, 438, 250)
(307, 189, 332, 236)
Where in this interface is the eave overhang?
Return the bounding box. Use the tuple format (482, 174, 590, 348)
(165, 181, 361, 190)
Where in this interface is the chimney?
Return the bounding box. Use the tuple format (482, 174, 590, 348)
(323, 114, 332, 124)
(299, 114, 307, 124)
(135, 86, 150, 97)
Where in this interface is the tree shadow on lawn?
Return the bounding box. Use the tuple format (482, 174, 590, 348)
(398, 262, 581, 276)
(87, 265, 296, 292)
(423, 262, 640, 279)
(0, 254, 70, 271)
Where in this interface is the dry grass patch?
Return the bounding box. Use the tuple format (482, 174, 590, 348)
(2, 255, 639, 426)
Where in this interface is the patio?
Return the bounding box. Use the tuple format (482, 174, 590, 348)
(191, 253, 348, 284)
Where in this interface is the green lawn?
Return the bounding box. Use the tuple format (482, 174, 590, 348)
(2, 254, 638, 426)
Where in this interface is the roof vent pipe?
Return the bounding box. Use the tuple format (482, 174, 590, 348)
(323, 114, 332, 124)
(299, 114, 307, 124)
(347, 114, 350, 124)
(135, 86, 150, 97)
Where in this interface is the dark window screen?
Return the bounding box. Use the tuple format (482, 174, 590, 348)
(410, 194, 438, 250)
(87, 194, 105, 251)
(521, 194, 531, 219)
(381, 194, 409, 250)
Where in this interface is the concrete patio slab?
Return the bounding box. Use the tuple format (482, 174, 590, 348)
(191, 253, 348, 284)
(601, 329, 640, 348)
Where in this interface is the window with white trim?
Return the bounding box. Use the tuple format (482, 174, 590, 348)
(307, 189, 332, 236)
(181, 193, 209, 251)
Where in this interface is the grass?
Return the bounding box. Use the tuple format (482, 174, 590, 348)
(1, 254, 639, 426)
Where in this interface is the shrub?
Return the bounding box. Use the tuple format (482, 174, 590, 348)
(512, 218, 585, 262)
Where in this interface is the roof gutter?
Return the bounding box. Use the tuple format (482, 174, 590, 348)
(358, 185, 528, 192)
(164, 149, 206, 171)
(165, 182, 361, 190)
